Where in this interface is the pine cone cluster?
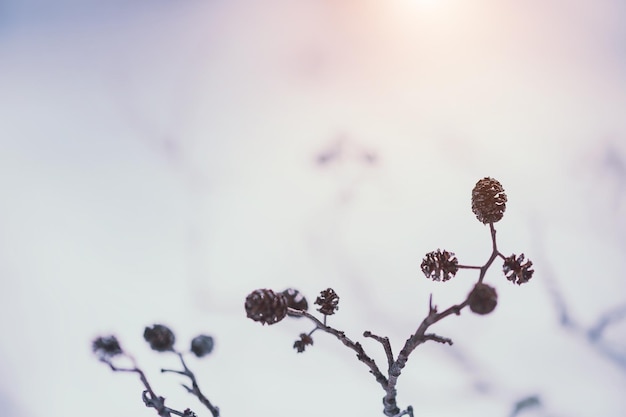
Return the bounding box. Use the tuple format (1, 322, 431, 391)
(245, 289, 288, 325)
(468, 283, 498, 315)
(471, 177, 507, 224)
(315, 288, 339, 315)
(144, 324, 176, 352)
(503, 254, 534, 285)
(421, 249, 459, 282)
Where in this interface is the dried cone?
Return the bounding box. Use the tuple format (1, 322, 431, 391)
(245, 289, 288, 325)
(190, 335, 214, 358)
(471, 177, 507, 224)
(282, 288, 309, 317)
(92, 335, 123, 359)
(503, 254, 534, 285)
(421, 249, 459, 282)
(143, 324, 176, 352)
(293, 333, 314, 353)
(315, 288, 339, 315)
(468, 283, 498, 315)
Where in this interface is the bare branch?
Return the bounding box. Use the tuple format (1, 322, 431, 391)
(287, 308, 389, 389)
(364, 331, 394, 371)
(424, 334, 454, 345)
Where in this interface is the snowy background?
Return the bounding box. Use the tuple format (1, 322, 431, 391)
(0, 0, 625, 416)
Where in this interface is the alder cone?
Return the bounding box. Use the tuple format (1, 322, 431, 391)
(144, 324, 176, 352)
(468, 283, 498, 315)
(471, 177, 507, 224)
(503, 253, 534, 285)
(315, 288, 339, 315)
(282, 288, 308, 316)
(245, 289, 288, 325)
(421, 249, 459, 282)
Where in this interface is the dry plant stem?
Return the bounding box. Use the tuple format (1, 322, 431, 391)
(102, 356, 187, 417)
(290, 222, 505, 416)
(364, 331, 394, 371)
(383, 299, 468, 415)
(481, 223, 503, 282)
(161, 352, 220, 417)
(287, 308, 389, 388)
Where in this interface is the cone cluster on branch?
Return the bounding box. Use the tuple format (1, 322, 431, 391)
(95, 176, 536, 417)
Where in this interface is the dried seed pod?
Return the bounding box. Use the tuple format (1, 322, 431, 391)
(315, 288, 339, 315)
(421, 249, 459, 282)
(468, 283, 498, 315)
(190, 335, 214, 358)
(293, 333, 314, 353)
(503, 253, 534, 285)
(245, 289, 288, 325)
(282, 288, 309, 317)
(92, 335, 123, 359)
(143, 324, 176, 352)
(471, 177, 507, 224)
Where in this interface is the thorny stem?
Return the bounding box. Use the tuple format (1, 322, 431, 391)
(290, 221, 505, 416)
(161, 352, 220, 417)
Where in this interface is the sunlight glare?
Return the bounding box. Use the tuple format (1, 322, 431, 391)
(404, 0, 443, 9)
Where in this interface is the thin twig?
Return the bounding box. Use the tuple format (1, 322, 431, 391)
(287, 308, 389, 389)
(103, 356, 183, 417)
(424, 333, 454, 345)
(588, 304, 626, 341)
(477, 223, 501, 283)
(457, 265, 482, 270)
(364, 331, 394, 371)
(161, 352, 220, 417)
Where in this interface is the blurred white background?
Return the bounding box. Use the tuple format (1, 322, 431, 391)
(0, 0, 625, 416)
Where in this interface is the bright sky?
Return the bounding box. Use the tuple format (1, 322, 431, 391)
(0, 1, 625, 417)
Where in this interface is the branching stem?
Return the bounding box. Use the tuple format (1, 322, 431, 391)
(289, 221, 505, 416)
(103, 356, 184, 417)
(161, 352, 220, 417)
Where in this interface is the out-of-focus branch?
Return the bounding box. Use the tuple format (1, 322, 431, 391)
(530, 219, 626, 371)
(101, 355, 194, 417)
(161, 352, 220, 417)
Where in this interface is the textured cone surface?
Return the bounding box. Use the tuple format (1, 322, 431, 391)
(472, 177, 507, 224)
(469, 283, 498, 315)
(245, 289, 288, 325)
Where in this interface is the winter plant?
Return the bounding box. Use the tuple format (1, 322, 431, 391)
(93, 325, 219, 417)
(245, 177, 534, 417)
(94, 177, 534, 417)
